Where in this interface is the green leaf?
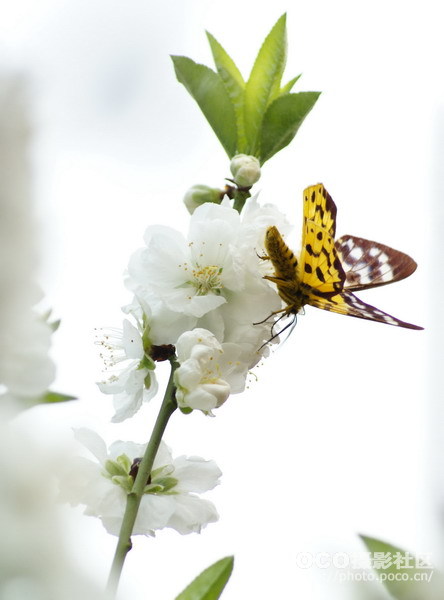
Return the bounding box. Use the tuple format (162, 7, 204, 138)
(360, 535, 439, 600)
(171, 55, 237, 158)
(41, 308, 61, 332)
(206, 31, 247, 153)
(38, 391, 77, 404)
(259, 91, 320, 164)
(244, 14, 288, 154)
(206, 32, 245, 91)
(279, 74, 301, 96)
(175, 556, 234, 600)
(49, 318, 61, 332)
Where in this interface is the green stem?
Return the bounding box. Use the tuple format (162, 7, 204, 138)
(106, 358, 179, 597)
(232, 188, 251, 212)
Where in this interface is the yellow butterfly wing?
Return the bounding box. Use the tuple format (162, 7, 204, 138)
(303, 183, 337, 238)
(299, 184, 345, 296)
(298, 220, 345, 296)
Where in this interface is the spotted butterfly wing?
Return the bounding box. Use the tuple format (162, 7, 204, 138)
(307, 289, 423, 329)
(297, 185, 344, 298)
(264, 183, 423, 330)
(335, 234, 418, 291)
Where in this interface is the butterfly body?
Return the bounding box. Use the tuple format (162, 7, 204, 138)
(263, 184, 423, 330)
(264, 226, 307, 313)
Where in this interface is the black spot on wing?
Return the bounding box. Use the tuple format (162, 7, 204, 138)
(315, 266, 326, 283)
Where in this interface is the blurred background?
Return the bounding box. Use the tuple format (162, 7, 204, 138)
(1, 0, 442, 598)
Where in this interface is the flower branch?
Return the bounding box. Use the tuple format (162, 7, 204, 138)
(106, 357, 179, 596)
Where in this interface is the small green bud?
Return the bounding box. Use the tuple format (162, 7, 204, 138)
(230, 154, 261, 188)
(183, 184, 222, 214)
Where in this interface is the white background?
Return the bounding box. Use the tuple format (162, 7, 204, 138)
(1, 1, 443, 598)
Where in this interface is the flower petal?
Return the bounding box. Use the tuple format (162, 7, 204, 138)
(173, 456, 222, 493)
(166, 495, 219, 534)
(73, 428, 108, 465)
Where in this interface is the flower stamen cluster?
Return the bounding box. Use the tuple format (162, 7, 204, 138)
(188, 264, 223, 296)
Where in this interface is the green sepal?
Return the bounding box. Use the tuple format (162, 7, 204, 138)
(143, 483, 164, 494)
(144, 476, 178, 495)
(259, 91, 321, 164)
(171, 55, 237, 158)
(111, 475, 133, 492)
(144, 371, 152, 389)
(104, 455, 134, 492)
(175, 556, 234, 600)
(244, 14, 287, 155)
(37, 390, 77, 404)
(140, 355, 155, 371)
(142, 325, 153, 356)
(179, 406, 193, 415)
(105, 457, 130, 478)
(154, 476, 178, 493)
(206, 32, 247, 153)
(360, 535, 438, 600)
(151, 464, 175, 479)
(116, 454, 132, 472)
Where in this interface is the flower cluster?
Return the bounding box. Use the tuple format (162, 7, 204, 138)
(62, 429, 221, 536)
(98, 196, 289, 419)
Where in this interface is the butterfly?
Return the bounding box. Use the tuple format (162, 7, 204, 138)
(263, 183, 423, 330)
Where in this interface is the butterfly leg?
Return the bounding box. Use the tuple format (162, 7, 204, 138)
(253, 305, 288, 326)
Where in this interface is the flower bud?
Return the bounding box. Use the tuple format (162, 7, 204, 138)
(183, 184, 222, 214)
(230, 154, 261, 187)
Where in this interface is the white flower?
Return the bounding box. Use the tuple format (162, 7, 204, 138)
(62, 429, 221, 537)
(96, 318, 158, 422)
(240, 194, 292, 261)
(127, 204, 243, 319)
(125, 200, 285, 351)
(230, 154, 261, 187)
(174, 328, 248, 414)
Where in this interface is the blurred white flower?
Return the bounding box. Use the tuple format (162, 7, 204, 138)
(62, 429, 221, 537)
(0, 409, 107, 600)
(174, 328, 248, 414)
(96, 318, 158, 422)
(0, 72, 55, 408)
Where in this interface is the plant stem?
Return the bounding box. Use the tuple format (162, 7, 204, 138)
(106, 358, 179, 597)
(232, 188, 251, 213)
